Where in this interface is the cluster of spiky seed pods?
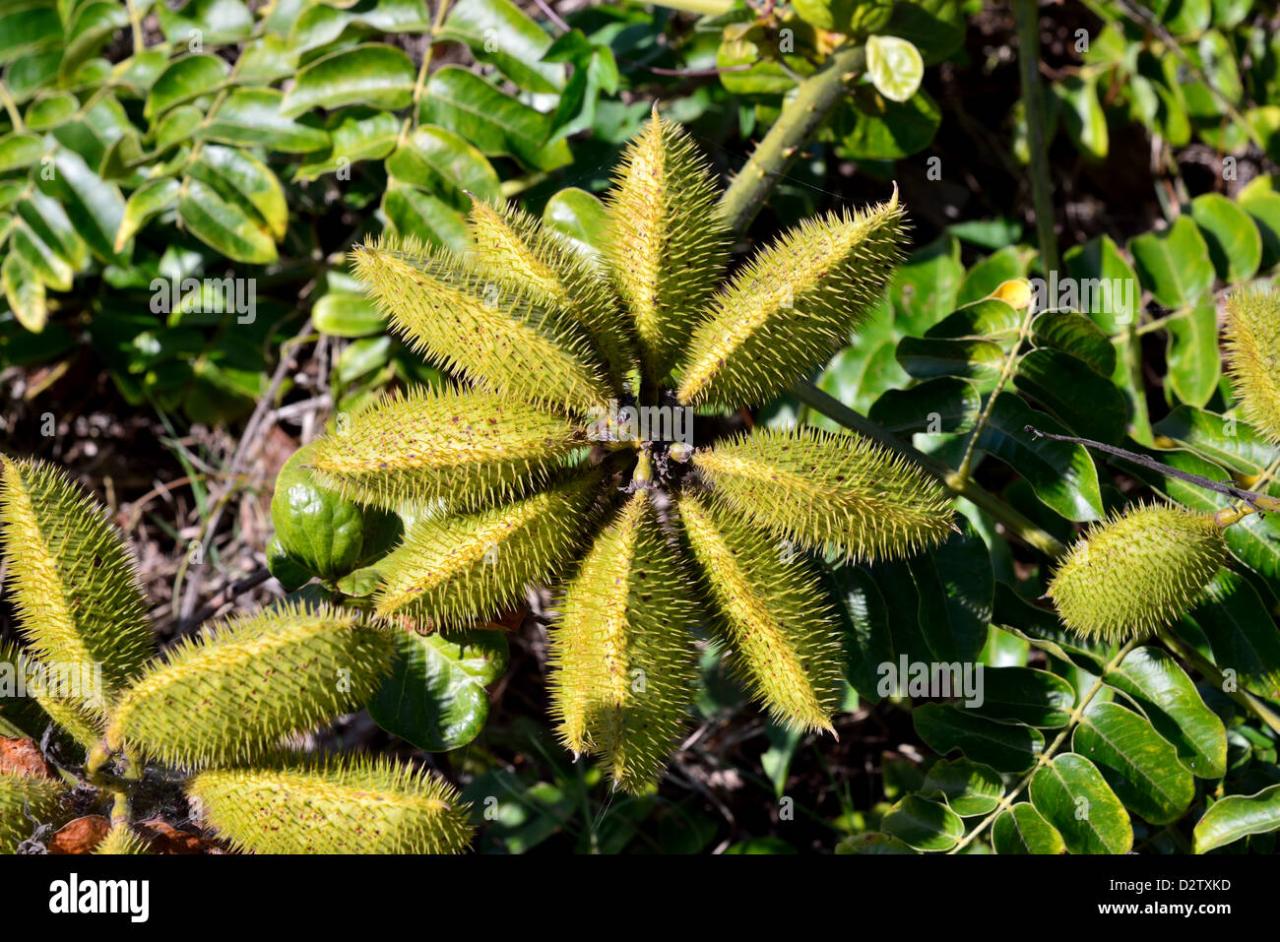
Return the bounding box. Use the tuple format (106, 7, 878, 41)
(0, 457, 472, 854)
(312, 113, 956, 791)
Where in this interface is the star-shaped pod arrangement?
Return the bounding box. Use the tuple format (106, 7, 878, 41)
(311, 114, 955, 792)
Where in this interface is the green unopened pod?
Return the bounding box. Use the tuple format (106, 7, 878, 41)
(1048, 504, 1226, 643)
(0, 771, 64, 853)
(107, 604, 394, 768)
(187, 757, 473, 854)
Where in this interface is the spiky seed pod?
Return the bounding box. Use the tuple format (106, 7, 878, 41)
(676, 195, 907, 408)
(1048, 504, 1227, 643)
(376, 472, 604, 628)
(309, 386, 585, 514)
(0, 458, 154, 707)
(95, 824, 150, 855)
(106, 604, 395, 768)
(604, 113, 729, 383)
(1224, 287, 1280, 442)
(549, 491, 699, 792)
(351, 235, 610, 414)
(694, 427, 954, 561)
(187, 756, 473, 854)
(677, 494, 843, 733)
(0, 771, 64, 853)
(465, 200, 641, 394)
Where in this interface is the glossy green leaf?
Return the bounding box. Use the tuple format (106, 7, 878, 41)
(2, 251, 46, 332)
(992, 803, 1067, 855)
(1062, 234, 1141, 333)
(313, 292, 385, 338)
(838, 87, 941, 161)
(1130, 216, 1215, 309)
(191, 144, 288, 239)
(1239, 189, 1280, 270)
(1029, 753, 1133, 854)
(37, 148, 125, 262)
(177, 178, 277, 264)
(1030, 311, 1116, 377)
(203, 87, 331, 153)
(293, 110, 401, 182)
(914, 703, 1045, 773)
(1109, 646, 1227, 779)
(1013, 348, 1129, 443)
(157, 0, 254, 46)
(385, 124, 501, 209)
(1073, 701, 1195, 825)
(369, 628, 509, 752)
(881, 794, 964, 851)
(541, 187, 608, 260)
(1181, 570, 1280, 701)
(382, 182, 469, 251)
(1056, 75, 1108, 160)
(1191, 192, 1261, 282)
(115, 177, 181, 250)
(1194, 784, 1280, 853)
(956, 246, 1031, 306)
(281, 44, 416, 118)
(865, 35, 923, 103)
(921, 758, 1004, 816)
(145, 55, 229, 120)
(868, 376, 981, 435)
(0, 132, 44, 172)
(972, 667, 1075, 728)
(441, 0, 563, 94)
(907, 520, 991, 663)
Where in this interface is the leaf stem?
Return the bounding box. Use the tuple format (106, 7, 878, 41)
(0, 81, 23, 132)
(1013, 0, 1059, 272)
(948, 637, 1140, 853)
(718, 44, 866, 235)
(792, 382, 1067, 557)
(955, 304, 1034, 484)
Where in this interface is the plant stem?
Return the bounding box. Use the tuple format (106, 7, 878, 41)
(410, 0, 453, 132)
(793, 382, 1067, 557)
(955, 304, 1034, 484)
(949, 637, 1140, 853)
(718, 44, 866, 235)
(0, 81, 23, 132)
(1013, 0, 1059, 272)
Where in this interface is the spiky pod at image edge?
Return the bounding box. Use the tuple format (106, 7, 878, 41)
(677, 493, 843, 734)
(0, 456, 155, 702)
(187, 755, 473, 854)
(0, 771, 65, 853)
(1048, 503, 1226, 643)
(107, 604, 395, 769)
(694, 426, 954, 562)
(1224, 286, 1280, 443)
(549, 490, 700, 793)
(95, 823, 151, 855)
(375, 471, 605, 629)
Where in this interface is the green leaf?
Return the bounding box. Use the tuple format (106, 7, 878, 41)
(1030, 311, 1116, 377)
(1108, 646, 1227, 779)
(1055, 75, 1108, 160)
(881, 794, 964, 851)
(1129, 216, 1215, 309)
(1193, 784, 1280, 853)
(145, 54, 229, 120)
(921, 758, 1004, 816)
(382, 182, 469, 251)
(825, 562, 893, 704)
(972, 667, 1075, 728)
(203, 87, 331, 153)
(313, 292, 385, 338)
(1013, 348, 1130, 443)
(441, 0, 563, 94)
(1191, 192, 1261, 282)
(1239, 189, 1280, 270)
(907, 520, 992, 663)
(541, 187, 608, 260)
(281, 44, 416, 118)
(868, 376, 981, 435)
(1073, 701, 1195, 825)
(157, 0, 254, 46)
(191, 144, 288, 240)
(838, 87, 940, 161)
(116, 177, 181, 251)
(177, 178, 277, 264)
(61, 3, 130, 79)
(37, 148, 125, 263)
(385, 124, 502, 210)
(1181, 570, 1280, 701)
(2, 251, 46, 332)
(0, 5, 60, 65)
(1062, 234, 1141, 333)
(1152, 405, 1277, 475)
(834, 832, 915, 854)
(865, 35, 923, 103)
(914, 703, 1045, 773)
(889, 235, 963, 333)
(957, 246, 1031, 305)
(293, 110, 401, 182)
(1029, 754, 1133, 854)
(369, 628, 509, 751)
(992, 803, 1067, 855)
(975, 393, 1105, 522)
(422, 66, 571, 171)
(0, 132, 44, 172)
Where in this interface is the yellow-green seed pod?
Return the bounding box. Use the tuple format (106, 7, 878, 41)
(376, 472, 603, 628)
(678, 493, 842, 733)
(0, 457, 154, 707)
(694, 427, 954, 561)
(1048, 504, 1226, 643)
(1224, 287, 1280, 442)
(309, 386, 585, 514)
(0, 771, 64, 853)
(676, 196, 907, 408)
(549, 491, 699, 793)
(95, 823, 150, 855)
(604, 113, 729, 383)
(187, 756, 473, 854)
(466, 200, 640, 393)
(351, 235, 611, 414)
(107, 604, 395, 769)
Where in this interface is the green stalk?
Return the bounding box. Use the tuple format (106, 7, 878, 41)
(718, 44, 866, 235)
(1013, 0, 1059, 273)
